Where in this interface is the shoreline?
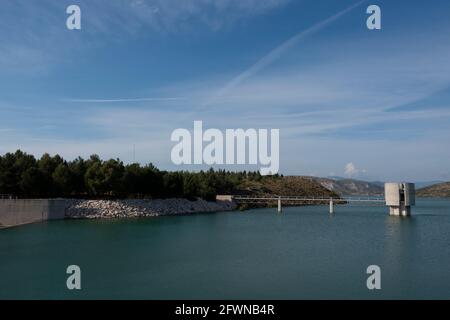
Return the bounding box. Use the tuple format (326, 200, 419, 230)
(0, 198, 237, 228)
(2, 197, 446, 228)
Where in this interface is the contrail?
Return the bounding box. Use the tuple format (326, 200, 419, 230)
(62, 97, 187, 103)
(206, 0, 367, 105)
(63, 1, 366, 109)
(62, 95, 249, 104)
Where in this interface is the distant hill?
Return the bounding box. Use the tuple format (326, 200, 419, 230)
(415, 180, 445, 189)
(234, 175, 446, 198)
(308, 177, 446, 196)
(326, 176, 347, 181)
(233, 176, 339, 209)
(369, 181, 385, 188)
(235, 176, 338, 198)
(310, 177, 384, 196)
(417, 182, 450, 198)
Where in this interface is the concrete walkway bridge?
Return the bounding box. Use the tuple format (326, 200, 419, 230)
(218, 182, 416, 216)
(229, 195, 385, 213)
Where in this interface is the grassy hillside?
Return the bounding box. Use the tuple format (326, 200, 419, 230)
(235, 176, 339, 198)
(417, 182, 450, 198)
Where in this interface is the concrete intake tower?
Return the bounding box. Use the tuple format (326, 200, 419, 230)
(384, 182, 415, 216)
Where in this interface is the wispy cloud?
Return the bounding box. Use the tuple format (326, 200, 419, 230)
(0, 0, 290, 73)
(125, 0, 291, 32)
(344, 162, 368, 178)
(206, 0, 368, 103)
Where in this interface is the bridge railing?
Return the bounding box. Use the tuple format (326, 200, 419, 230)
(231, 195, 385, 203)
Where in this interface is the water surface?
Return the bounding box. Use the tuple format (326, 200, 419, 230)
(1, 198, 449, 299)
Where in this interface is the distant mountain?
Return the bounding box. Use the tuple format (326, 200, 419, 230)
(366, 180, 443, 189)
(310, 177, 384, 196)
(417, 182, 450, 198)
(369, 181, 385, 188)
(414, 180, 445, 189)
(311, 178, 446, 196)
(326, 176, 347, 181)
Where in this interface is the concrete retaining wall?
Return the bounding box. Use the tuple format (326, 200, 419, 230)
(0, 199, 67, 229)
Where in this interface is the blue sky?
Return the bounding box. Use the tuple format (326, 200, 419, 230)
(1, 0, 450, 181)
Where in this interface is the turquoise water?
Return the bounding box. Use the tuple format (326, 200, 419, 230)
(1, 198, 450, 299)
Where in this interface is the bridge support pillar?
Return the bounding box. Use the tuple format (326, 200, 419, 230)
(278, 197, 282, 213)
(329, 198, 334, 214)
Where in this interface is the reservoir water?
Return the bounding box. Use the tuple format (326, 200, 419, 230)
(1, 198, 449, 299)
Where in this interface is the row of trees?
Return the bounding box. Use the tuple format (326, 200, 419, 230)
(0, 150, 272, 200)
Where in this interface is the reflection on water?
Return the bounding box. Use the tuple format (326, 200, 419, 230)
(383, 216, 418, 291)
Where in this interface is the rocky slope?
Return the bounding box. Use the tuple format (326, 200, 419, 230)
(417, 182, 450, 198)
(310, 177, 384, 196)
